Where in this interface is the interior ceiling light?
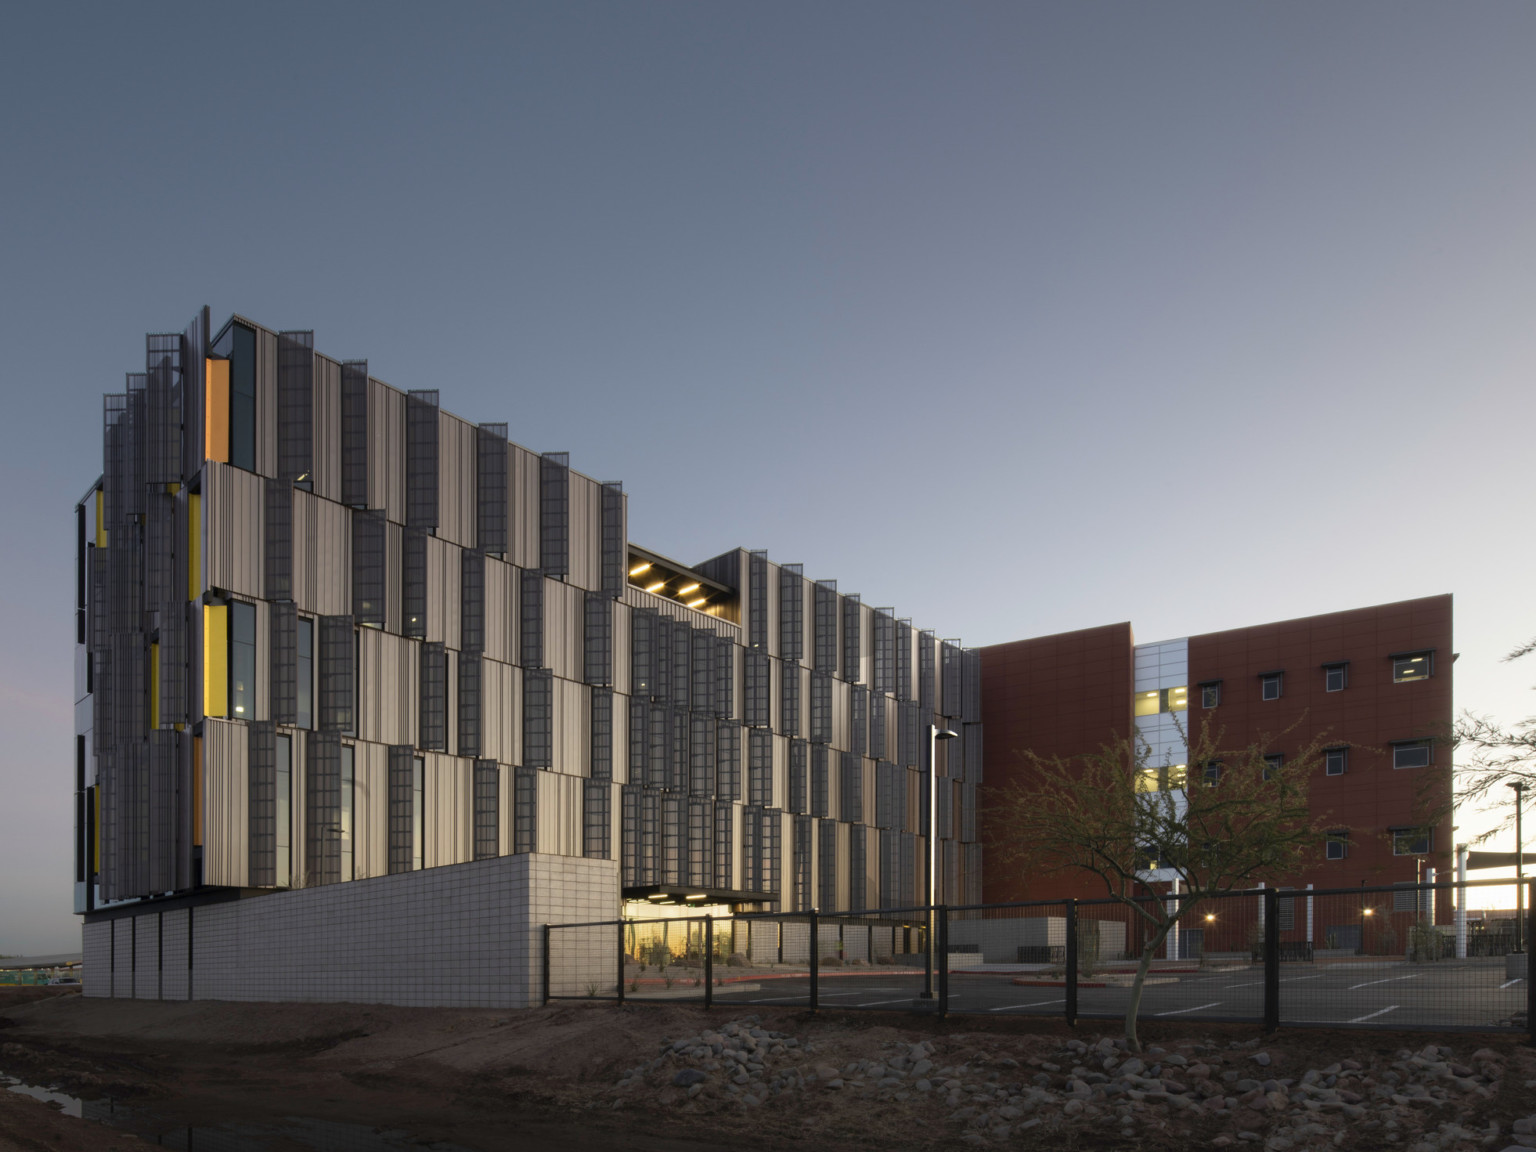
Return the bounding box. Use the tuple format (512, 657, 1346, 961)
(645, 581, 666, 594)
(685, 893, 707, 901)
(629, 562, 652, 577)
(687, 596, 708, 609)
(677, 583, 700, 596)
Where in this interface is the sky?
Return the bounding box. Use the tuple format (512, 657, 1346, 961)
(2, 2, 1534, 954)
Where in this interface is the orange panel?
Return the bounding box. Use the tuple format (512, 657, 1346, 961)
(205, 358, 229, 463)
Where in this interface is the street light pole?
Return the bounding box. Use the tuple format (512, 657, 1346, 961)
(1510, 781, 1526, 953)
(923, 724, 959, 1000)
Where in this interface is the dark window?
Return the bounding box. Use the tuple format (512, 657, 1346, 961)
(1326, 830, 1348, 860)
(1324, 663, 1348, 692)
(1393, 651, 1434, 683)
(405, 390, 439, 531)
(523, 669, 553, 768)
(276, 331, 314, 488)
(779, 563, 804, 662)
(226, 323, 256, 472)
(305, 733, 341, 887)
(401, 527, 427, 639)
(583, 780, 611, 861)
(1260, 673, 1283, 701)
(275, 734, 292, 886)
(476, 423, 508, 555)
(1263, 753, 1283, 780)
(474, 760, 500, 860)
(419, 642, 447, 752)
(539, 452, 569, 576)
(1325, 747, 1348, 776)
(1202, 760, 1223, 786)
(1392, 740, 1433, 769)
(228, 600, 256, 719)
(339, 360, 369, 507)
(1200, 681, 1221, 709)
(352, 509, 386, 626)
(413, 755, 426, 869)
(461, 549, 485, 653)
(296, 617, 314, 729)
(1392, 826, 1432, 856)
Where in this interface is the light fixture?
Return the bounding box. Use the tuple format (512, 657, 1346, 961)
(686, 596, 708, 609)
(629, 562, 652, 577)
(677, 583, 700, 596)
(1362, 907, 1374, 917)
(645, 580, 666, 594)
(684, 893, 708, 901)
(1204, 913, 1215, 922)
(647, 893, 667, 901)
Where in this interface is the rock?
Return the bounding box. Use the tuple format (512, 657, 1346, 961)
(673, 1069, 707, 1087)
(1252, 1053, 1273, 1067)
(912, 1059, 933, 1077)
(1164, 1054, 1189, 1066)
(1063, 1100, 1085, 1116)
(815, 1065, 839, 1081)
(825, 1078, 843, 1090)
(1121, 1058, 1147, 1076)
(915, 1079, 932, 1092)
(1518, 1119, 1536, 1136)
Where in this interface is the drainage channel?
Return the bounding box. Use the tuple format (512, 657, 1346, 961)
(2, 1073, 480, 1151)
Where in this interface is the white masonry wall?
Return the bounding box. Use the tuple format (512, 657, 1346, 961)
(81, 852, 618, 1009)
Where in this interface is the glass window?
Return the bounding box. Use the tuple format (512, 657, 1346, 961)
(1133, 689, 1160, 717)
(1263, 753, 1283, 781)
(1134, 686, 1189, 716)
(1393, 652, 1433, 683)
(340, 745, 355, 883)
(211, 322, 257, 472)
(1392, 827, 1432, 855)
(1324, 663, 1348, 692)
(1326, 831, 1348, 860)
(296, 617, 314, 730)
(412, 755, 425, 871)
(1200, 683, 1221, 709)
(1325, 747, 1348, 776)
(1136, 764, 1187, 792)
(1392, 740, 1432, 770)
(1202, 760, 1223, 786)
(274, 734, 292, 887)
(228, 601, 256, 718)
(1260, 673, 1283, 701)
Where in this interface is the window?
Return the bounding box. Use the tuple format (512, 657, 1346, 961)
(339, 744, 355, 883)
(1324, 663, 1348, 692)
(1202, 760, 1224, 786)
(1392, 651, 1433, 683)
(1326, 830, 1349, 860)
(1392, 826, 1432, 856)
(1260, 673, 1283, 701)
(1324, 747, 1348, 776)
(228, 601, 256, 717)
(412, 755, 426, 870)
(295, 617, 314, 730)
(1392, 740, 1433, 770)
(1263, 753, 1283, 781)
(1136, 763, 1188, 792)
(274, 734, 292, 887)
(210, 321, 257, 472)
(1134, 686, 1189, 716)
(1200, 681, 1221, 709)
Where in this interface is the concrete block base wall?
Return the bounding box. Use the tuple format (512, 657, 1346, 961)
(81, 853, 618, 1008)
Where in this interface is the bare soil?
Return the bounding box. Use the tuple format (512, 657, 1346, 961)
(0, 988, 1531, 1151)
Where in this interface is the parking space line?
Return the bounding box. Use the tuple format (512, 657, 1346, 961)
(988, 999, 1066, 1013)
(1347, 975, 1420, 990)
(1349, 1005, 1399, 1023)
(1154, 1001, 1222, 1016)
(1224, 975, 1328, 988)
(859, 997, 922, 1006)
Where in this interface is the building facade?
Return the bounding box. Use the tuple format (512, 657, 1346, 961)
(980, 596, 1454, 905)
(73, 309, 983, 1004)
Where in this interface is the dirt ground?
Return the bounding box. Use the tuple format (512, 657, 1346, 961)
(0, 988, 1532, 1151)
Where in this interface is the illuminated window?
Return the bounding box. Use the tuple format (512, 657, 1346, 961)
(1325, 747, 1348, 776)
(1136, 764, 1188, 792)
(1134, 686, 1189, 716)
(1392, 826, 1432, 856)
(1200, 682, 1221, 709)
(1324, 663, 1348, 692)
(1326, 830, 1349, 860)
(228, 600, 256, 717)
(1260, 673, 1283, 701)
(1392, 652, 1433, 683)
(1392, 740, 1432, 769)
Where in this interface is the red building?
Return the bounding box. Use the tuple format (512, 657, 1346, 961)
(980, 596, 1454, 910)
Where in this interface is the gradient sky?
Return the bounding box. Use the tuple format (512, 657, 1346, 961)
(2, 3, 1533, 953)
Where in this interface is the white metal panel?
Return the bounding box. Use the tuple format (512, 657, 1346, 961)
(354, 740, 387, 882)
(359, 629, 417, 747)
(368, 380, 405, 525)
(202, 718, 248, 888)
(509, 445, 540, 569)
(294, 491, 351, 618)
(484, 558, 512, 665)
(312, 356, 341, 503)
(552, 677, 589, 777)
(204, 463, 263, 599)
(543, 579, 582, 681)
(535, 770, 582, 857)
(438, 414, 476, 549)
(566, 473, 601, 593)
(426, 752, 470, 868)
(425, 536, 461, 647)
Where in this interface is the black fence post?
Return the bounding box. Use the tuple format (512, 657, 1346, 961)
(808, 908, 819, 1011)
(1527, 881, 1535, 1046)
(704, 915, 714, 1011)
(541, 924, 551, 1007)
(1064, 898, 1078, 1028)
(937, 905, 950, 1018)
(1263, 887, 1280, 1033)
(617, 919, 626, 1006)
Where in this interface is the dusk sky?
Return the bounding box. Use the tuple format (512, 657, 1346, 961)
(2, 3, 1533, 952)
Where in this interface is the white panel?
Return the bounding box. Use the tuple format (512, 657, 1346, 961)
(359, 629, 417, 747)
(509, 446, 540, 569)
(552, 677, 589, 777)
(202, 718, 248, 888)
(357, 740, 388, 883)
(485, 558, 512, 665)
(536, 771, 582, 857)
(426, 753, 470, 868)
(368, 380, 405, 525)
(425, 536, 461, 647)
(293, 491, 351, 617)
(204, 463, 263, 599)
(312, 356, 341, 503)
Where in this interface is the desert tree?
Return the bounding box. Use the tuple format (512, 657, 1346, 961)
(987, 715, 1331, 1050)
(1456, 637, 1536, 836)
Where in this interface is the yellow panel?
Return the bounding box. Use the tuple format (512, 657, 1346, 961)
(150, 643, 160, 730)
(205, 358, 230, 463)
(94, 489, 106, 548)
(187, 493, 201, 600)
(203, 604, 227, 717)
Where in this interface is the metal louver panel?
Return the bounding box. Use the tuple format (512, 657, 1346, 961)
(810, 671, 832, 744)
(743, 650, 769, 727)
(654, 616, 673, 704)
(962, 649, 982, 724)
(628, 697, 648, 783)
(144, 490, 176, 609)
(599, 482, 625, 597)
(591, 688, 613, 782)
(811, 745, 829, 818)
(458, 650, 482, 757)
(849, 685, 868, 758)
(318, 616, 355, 734)
(539, 451, 569, 576)
(405, 390, 439, 531)
(264, 480, 293, 601)
(639, 789, 660, 883)
(671, 622, 690, 709)
(687, 799, 711, 888)
(690, 629, 712, 711)
(147, 729, 179, 894)
(872, 610, 894, 695)
(631, 607, 654, 697)
(787, 738, 807, 814)
(388, 745, 415, 874)
(584, 592, 612, 686)
(158, 609, 186, 726)
(713, 800, 734, 889)
(869, 692, 887, 759)
(793, 815, 812, 911)
(662, 794, 683, 885)
(965, 723, 984, 786)
(918, 630, 936, 713)
(306, 732, 341, 887)
(474, 759, 499, 861)
(419, 642, 447, 751)
(818, 818, 837, 913)
(647, 703, 668, 789)
(248, 722, 276, 886)
(584, 780, 611, 860)
(270, 600, 297, 725)
(669, 706, 689, 793)
(714, 634, 733, 719)
(476, 423, 508, 554)
(340, 360, 368, 507)
(514, 766, 537, 853)
(520, 571, 544, 668)
(842, 593, 861, 683)
(144, 333, 183, 485)
(941, 641, 962, 719)
(840, 751, 863, 825)
(621, 784, 641, 884)
(898, 701, 920, 768)
(895, 619, 912, 703)
(523, 669, 553, 768)
(814, 580, 837, 672)
(461, 548, 485, 653)
(785, 670, 804, 752)
(689, 714, 715, 797)
(961, 781, 977, 842)
(277, 331, 314, 486)
(741, 806, 760, 892)
(352, 508, 386, 626)
(779, 564, 803, 662)
(715, 722, 741, 801)
(401, 527, 427, 639)
(182, 308, 208, 481)
(748, 729, 772, 806)
(848, 824, 867, 912)
(747, 550, 768, 650)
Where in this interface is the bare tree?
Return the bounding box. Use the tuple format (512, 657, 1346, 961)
(1456, 637, 1536, 836)
(987, 716, 1330, 1050)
